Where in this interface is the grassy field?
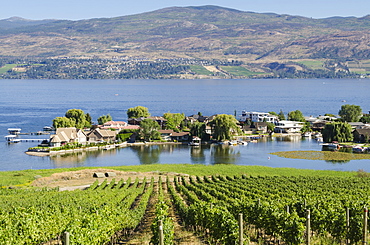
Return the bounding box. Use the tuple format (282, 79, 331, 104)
(0, 64, 18, 74)
(0, 164, 358, 187)
(189, 65, 214, 76)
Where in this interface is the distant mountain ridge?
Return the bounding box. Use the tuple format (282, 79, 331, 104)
(0, 5, 369, 61)
(0, 17, 58, 30)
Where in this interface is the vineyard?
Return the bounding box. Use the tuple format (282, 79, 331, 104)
(1, 173, 370, 244)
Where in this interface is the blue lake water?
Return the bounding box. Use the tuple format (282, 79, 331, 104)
(0, 78, 369, 171)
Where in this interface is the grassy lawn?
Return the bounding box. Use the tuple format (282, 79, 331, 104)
(0, 64, 18, 74)
(189, 65, 213, 75)
(0, 164, 357, 187)
(220, 65, 266, 77)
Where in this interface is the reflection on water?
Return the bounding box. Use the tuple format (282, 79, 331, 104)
(210, 144, 241, 165)
(40, 137, 370, 172)
(190, 146, 206, 164)
(50, 149, 120, 167)
(325, 160, 350, 164)
(130, 145, 161, 164)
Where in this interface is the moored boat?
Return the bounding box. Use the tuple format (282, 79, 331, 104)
(7, 128, 21, 135)
(189, 136, 201, 146)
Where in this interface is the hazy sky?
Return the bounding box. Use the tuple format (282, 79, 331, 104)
(1, 0, 369, 20)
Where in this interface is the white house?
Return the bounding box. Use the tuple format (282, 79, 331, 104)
(239, 111, 278, 123)
(274, 121, 304, 133)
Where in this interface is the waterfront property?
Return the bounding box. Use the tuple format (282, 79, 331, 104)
(239, 111, 278, 123)
(49, 127, 117, 147)
(128, 116, 167, 128)
(100, 121, 128, 130)
(241, 122, 269, 134)
(158, 130, 190, 142)
(86, 128, 117, 143)
(274, 121, 304, 133)
(50, 128, 87, 147)
(353, 128, 370, 143)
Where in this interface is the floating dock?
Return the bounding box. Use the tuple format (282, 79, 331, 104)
(4, 135, 48, 143)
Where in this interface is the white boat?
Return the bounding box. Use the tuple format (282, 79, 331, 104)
(302, 132, 312, 137)
(315, 137, 323, 142)
(352, 146, 365, 153)
(238, 141, 248, 145)
(189, 136, 201, 146)
(4, 135, 20, 143)
(43, 126, 54, 131)
(321, 143, 340, 150)
(228, 141, 238, 146)
(7, 128, 21, 135)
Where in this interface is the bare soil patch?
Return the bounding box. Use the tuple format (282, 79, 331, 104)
(31, 169, 188, 190)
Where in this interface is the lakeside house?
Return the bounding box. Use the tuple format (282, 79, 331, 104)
(353, 128, 370, 143)
(87, 128, 117, 143)
(128, 116, 167, 128)
(49, 127, 117, 147)
(274, 121, 304, 133)
(239, 111, 278, 123)
(100, 121, 128, 130)
(158, 130, 190, 142)
(241, 122, 269, 134)
(49, 127, 87, 147)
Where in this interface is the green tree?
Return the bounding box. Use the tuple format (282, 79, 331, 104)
(269, 111, 278, 116)
(211, 114, 241, 141)
(139, 119, 160, 141)
(97, 114, 112, 125)
(127, 106, 150, 119)
(301, 122, 312, 133)
(360, 114, 370, 123)
(65, 109, 90, 128)
(190, 121, 206, 139)
(288, 110, 305, 122)
(85, 113, 92, 126)
(52, 117, 74, 129)
(278, 109, 286, 120)
(266, 122, 275, 133)
(322, 122, 353, 143)
(339, 104, 362, 122)
(163, 112, 185, 132)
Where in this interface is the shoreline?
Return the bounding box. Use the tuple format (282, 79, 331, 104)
(25, 141, 185, 157)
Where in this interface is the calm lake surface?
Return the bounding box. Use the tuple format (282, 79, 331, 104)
(1, 79, 369, 171)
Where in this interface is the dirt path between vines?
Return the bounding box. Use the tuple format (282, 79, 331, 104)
(32, 169, 205, 244)
(118, 180, 206, 245)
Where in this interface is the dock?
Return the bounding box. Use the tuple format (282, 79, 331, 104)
(17, 139, 48, 142)
(4, 135, 48, 143)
